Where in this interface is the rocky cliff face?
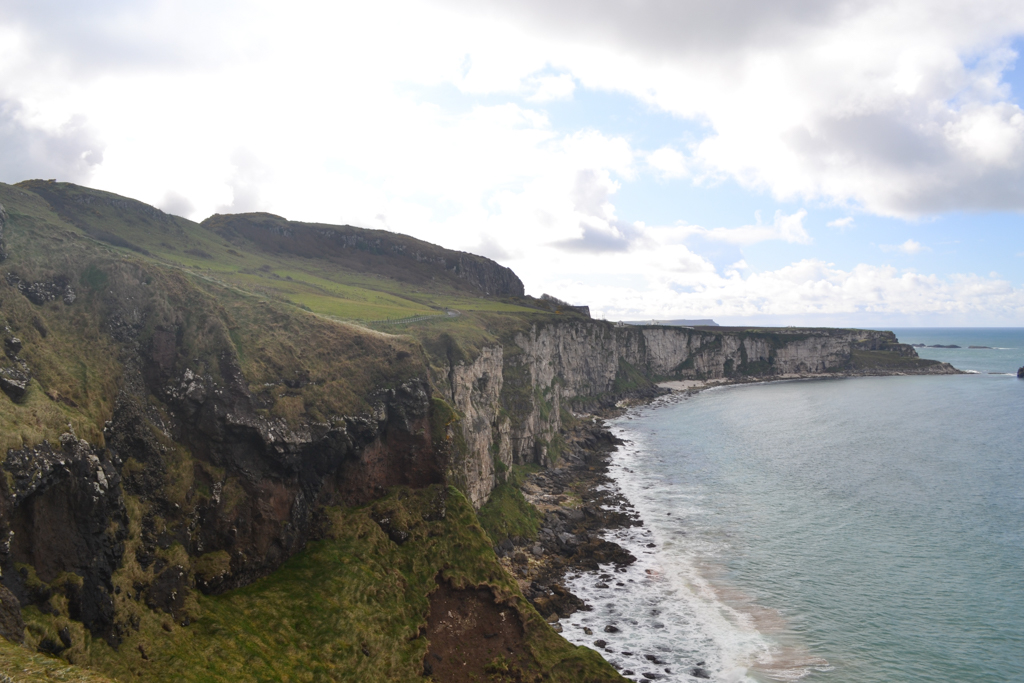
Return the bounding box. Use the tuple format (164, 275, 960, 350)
(0, 258, 445, 648)
(441, 322, 953, 507)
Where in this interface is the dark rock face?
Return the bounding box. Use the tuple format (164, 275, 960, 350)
(146, 565, 189, 617)
(110, 349, 442, 597)
(1, 435, 127, 645)
(2, 345, 442, 647)
(0, 583, 25, 643)
(1018, 366, 1023, 378)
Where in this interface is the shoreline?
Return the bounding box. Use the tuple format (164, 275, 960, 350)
(498, 367, 965, 680)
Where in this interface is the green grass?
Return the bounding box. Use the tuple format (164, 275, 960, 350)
(0, 639, 115, 682)
(2, 181, 537, 326)
(477, 465, 544, 545)
(850, 349, 944, 371)
(14, 486, 621, 682)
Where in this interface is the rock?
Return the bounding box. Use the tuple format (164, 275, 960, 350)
(968, 346, 992, 349)
(5, 274, 76, 306)
(928, 344, 961, 348)
(603, 624, 619, 633)
(147, 565, 189, 617)
(1017, 366, 1023, 378)
(557, 532, 578, 547)
(551, 622, 562, 633)
(531, 545, 544, 557)
(644, 654, 664, 664)
(593, 639, 607, 648)
(0, 584, 25, 643)
(0, 376, 28, 402)
(4, 337, 22, 357)
(583, 627, 593, 635)
(691, 666, 712, 679)
(512, 552, 528, 565)
(546, 612, 559, 623)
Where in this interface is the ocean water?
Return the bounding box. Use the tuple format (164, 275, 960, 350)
(560, 329, 1024, 682)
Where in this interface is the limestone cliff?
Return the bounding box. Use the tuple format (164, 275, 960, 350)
(442, 321, 957, 507)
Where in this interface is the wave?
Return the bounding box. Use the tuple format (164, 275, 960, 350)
(558, 415, 828, 682)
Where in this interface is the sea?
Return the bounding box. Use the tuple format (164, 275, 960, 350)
(559, 328, 1024, 682)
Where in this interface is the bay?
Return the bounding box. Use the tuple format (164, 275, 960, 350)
(561, 329, 1024, 682)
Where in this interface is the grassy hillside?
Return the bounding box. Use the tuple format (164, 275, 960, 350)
(10, 181, 535, 324)
(0, 181, 618, 682)
(10, 487, 619, 683)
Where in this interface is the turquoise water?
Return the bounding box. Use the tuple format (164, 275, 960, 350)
(562, 329, 1024, 682)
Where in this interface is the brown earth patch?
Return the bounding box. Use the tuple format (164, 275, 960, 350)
(424, 578, 537, 682)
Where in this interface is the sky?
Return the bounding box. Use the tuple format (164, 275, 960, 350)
(1, 0, 1023, 326)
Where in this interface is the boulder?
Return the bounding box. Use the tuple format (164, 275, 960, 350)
(0, 376, 28, 402)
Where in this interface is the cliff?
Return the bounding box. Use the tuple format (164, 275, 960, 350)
(439, 321, 957, 507)
(0, 179, 956, 682)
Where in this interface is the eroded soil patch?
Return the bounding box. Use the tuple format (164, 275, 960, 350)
(424, 579, 533, 682)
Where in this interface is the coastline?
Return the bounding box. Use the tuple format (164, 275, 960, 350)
(498, 366, 965, 681)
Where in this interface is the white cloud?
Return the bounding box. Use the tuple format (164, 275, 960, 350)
(688, 209, 811, 245)
(880, 239, 928, 255)
(647, 146, 690, 179)
(547, 258, 1024, 325)
(827, 217, 854, 230)
(527, 73, 575, 102)
(435, 0, 1024, 217)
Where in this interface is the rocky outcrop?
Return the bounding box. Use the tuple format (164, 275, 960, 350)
(2, 435, 126, 644)
(4, 273, 76, 306)
(1, 271, 444, 648)
(1018, 366, 1023, 378)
